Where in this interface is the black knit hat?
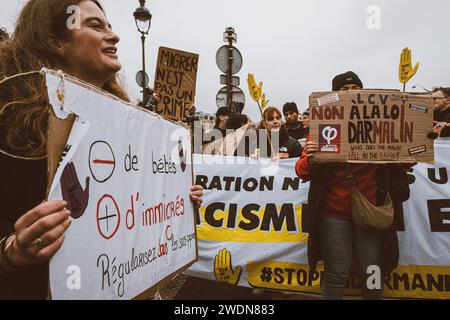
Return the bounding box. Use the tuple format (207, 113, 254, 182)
(216, 107, 233, 117)
(283, 102, 299, 115)
(332, 71, 363, 91)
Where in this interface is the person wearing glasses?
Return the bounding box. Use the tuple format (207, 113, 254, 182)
(432, 87, 450, 137)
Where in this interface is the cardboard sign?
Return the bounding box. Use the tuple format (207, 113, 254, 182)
(309, 90, 434, 163)
(42, 70, 197, 300)
(153, 46, 199, 121)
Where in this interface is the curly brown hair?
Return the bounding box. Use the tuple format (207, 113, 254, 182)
(0, 0, 129, 158)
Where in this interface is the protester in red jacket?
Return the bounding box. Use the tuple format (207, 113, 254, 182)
(295, 71, 412, 300)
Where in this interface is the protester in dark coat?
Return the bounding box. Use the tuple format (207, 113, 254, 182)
(295, 71, 413, 300)
(283, 102, 306, 140)
(432, 87, 450, 137)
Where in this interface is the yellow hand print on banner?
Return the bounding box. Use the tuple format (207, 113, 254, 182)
(399, 47, 419, 84)
(214, 248, 242, 285)
(247, 73, 263, 102)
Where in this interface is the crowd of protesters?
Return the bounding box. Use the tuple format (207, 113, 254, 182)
(199, 71, 449, 300)
(201, 83, 449, 160)
(201, 104, 308, 159)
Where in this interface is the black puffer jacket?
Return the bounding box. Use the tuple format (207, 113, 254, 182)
(286, 121, 306, 140)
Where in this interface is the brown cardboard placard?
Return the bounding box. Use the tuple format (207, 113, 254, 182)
(153, 46, 199, 121)
(309, 90, 434, 163)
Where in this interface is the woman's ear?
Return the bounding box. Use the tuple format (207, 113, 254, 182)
(49, 36, 65, 56)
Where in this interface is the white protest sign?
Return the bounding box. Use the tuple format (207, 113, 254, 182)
(187, 156, 311, 287)
(44, 71, 197, 300)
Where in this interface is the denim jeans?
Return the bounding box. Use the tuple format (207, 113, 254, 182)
(319, 216, 383, 300)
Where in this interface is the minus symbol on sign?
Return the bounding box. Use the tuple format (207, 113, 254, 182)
(93, 159, 115, 165)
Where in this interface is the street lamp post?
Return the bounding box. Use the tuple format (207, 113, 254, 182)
(133, 0, 152, 108)
(223, 27, 236, 112)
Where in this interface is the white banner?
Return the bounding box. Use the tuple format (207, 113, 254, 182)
(46, 72, 197, 300)
(189, 140, 450, 299)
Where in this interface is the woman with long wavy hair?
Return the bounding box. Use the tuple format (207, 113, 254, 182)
(0, 0, 202, 299)
(258, 107, 302, 159)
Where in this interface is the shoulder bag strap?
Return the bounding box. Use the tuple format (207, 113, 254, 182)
(344, 163, 357, 190)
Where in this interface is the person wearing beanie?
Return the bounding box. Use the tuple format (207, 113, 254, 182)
(295, 72, 413, 300)
(332, 71, 363, 91)
(282, 102, 306, 140)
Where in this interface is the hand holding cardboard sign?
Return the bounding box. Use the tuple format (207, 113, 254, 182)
(304, 141, 319, 159)
(60, 162, 90, 219)
(214, 248, 242, 285)
(399, 47, 419, 84)
(433, 121, 450, 137)
(247, 73, 263, 102)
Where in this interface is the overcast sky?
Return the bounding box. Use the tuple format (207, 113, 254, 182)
(2, 0, 450, 121)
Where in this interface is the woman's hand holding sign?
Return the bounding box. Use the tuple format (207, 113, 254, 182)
(189, 185, 204, 208)
(6, 200, 71, 268)
(5, 161, 91, 269)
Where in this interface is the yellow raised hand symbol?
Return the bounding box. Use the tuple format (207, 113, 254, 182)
(261, 94, 269, 110)
(214, 248, 242, 285)
(399, 47, 419, 84)
(247, 73, 263, 102)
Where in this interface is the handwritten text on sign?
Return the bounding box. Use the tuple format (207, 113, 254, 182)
(309, 90, 434, 163)
(153, 46, 199, 121)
